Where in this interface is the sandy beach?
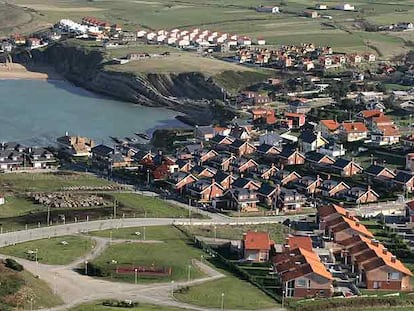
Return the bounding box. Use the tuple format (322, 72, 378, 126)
(0, 63, 63, 80)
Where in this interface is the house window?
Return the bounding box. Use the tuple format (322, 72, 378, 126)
(373, 281, 381, 289)
(296, 279, 306, 287)
(388, 272, 400, 280)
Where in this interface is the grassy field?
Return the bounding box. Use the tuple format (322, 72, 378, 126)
(71, 302, 187, 311)
(91, 226, 187, 240)
(106, 53, 255, 75)
(182, 223, 289, 243)
(109, 193, 204, 218)
(0, 195, 46, 218)
(0, 172, 113, 192)
(0, 263, 62, 309)
(6, 0, 414, 59)
(90, 226, 205, 283)
(174, 258, 278, 310)
(0, 236, 95, 265)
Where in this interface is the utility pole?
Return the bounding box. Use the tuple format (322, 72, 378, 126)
(113, 199, 117, 219)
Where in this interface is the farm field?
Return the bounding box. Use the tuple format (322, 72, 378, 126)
(7, 0, 414, 58)
(90, 226, 205, 283)
(0, 236, 96, 265)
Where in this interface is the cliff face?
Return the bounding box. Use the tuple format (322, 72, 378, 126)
(18, 43, 225, 125)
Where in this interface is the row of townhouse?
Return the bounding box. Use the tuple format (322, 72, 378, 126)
(0, 142, 56, 171)
(238, 230, 335, 298)
(137, 27, 258, 49)
(243, 204, 412, 298)
(319, 204, 413, 291)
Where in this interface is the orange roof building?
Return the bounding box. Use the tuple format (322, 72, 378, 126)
(273, 247, 333, 298)
(320, 119, 340, 132)
(287, 235, 313, 251)
(340, 235, 412, 290)
(243, 231, 274, 262)
(341, 122, 368, 133)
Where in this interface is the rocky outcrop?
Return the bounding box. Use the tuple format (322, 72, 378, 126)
(15, 43, 224, 124)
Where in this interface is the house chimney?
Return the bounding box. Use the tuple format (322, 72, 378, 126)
(355, 220, 360, 227)
(391, 255, 396, 263)
(367, 185, 371, 191)
(327, 174, 331, 180)
(281, 163, 284, 170)
(371, 239, 379, 247)
(382, 248, 388, 255)
(345, 211, 350, 218)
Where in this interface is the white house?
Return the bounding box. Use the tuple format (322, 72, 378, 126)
(315, 4, 328, 9)
(0, 194, 4, 205)
(137, 30, 147, 38)
(336, 3, 355, 10)
(256, 6, 280, 13)
(178, 39, 190, 47)
(146, 32, 156, 41)
(238, 36, 252, 46)
(257, 38, 266, 45)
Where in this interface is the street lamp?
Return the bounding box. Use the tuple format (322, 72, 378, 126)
(134, 268, 138, 285)
(84, 260, 88, 275)
(187, 264, 192, 282)
(221, 292, 225, 311)
(171, 280, 175, 297)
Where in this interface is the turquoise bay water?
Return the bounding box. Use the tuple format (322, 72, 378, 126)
(0, 79, 185, 145)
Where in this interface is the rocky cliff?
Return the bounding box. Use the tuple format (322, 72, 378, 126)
(16, 43, 227, 125)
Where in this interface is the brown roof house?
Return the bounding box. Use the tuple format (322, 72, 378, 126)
(331, 158, 363, 177)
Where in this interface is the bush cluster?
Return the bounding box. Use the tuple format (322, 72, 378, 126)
(4, 259, 24, 272)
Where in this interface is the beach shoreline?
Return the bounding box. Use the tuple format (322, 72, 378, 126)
(0, 63, 63, 81)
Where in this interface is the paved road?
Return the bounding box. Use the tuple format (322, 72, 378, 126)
(0, 212, 309, 247)
(0, 236, 284, 311)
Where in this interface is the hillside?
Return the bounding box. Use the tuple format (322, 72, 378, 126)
(0, 260, 62, 310)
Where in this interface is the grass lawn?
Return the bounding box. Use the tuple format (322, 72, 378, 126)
(109, 193, 205, 218)
(90, 226, 205, 283)
(71, 302, 186, 311)
(0, 196, 46, 218)
(182, 223, 289, 243)
(91, 226, 185, 241)
(0, 236, 96, 265)
(0, 172, 113, 192)
(174, 260, 278, 310)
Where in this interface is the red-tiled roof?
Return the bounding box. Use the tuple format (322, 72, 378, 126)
(244, 231, 272, 250)
(288, 235, 313, 251)
(320, 119, 340, 131)
(341, 122, 368, 133)
(360, 110, 383, 119)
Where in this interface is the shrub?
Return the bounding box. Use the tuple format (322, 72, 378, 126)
(4, 259, 23, 272)
(102, 300, 138, 308)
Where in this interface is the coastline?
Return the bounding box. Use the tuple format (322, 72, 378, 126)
(0, 63, 63, 81)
